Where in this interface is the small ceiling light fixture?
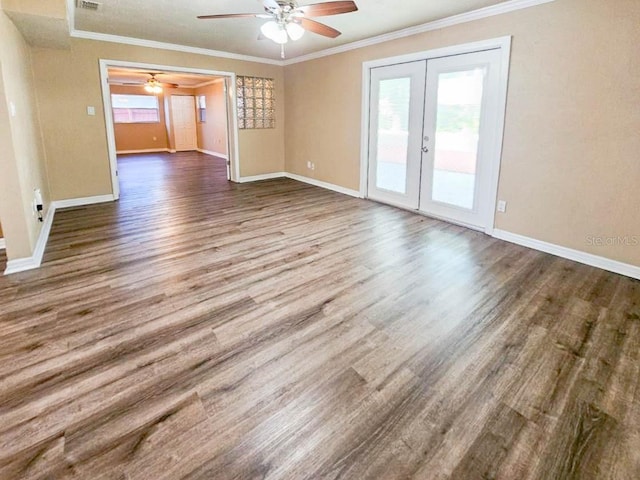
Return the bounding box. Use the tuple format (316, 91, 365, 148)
(144, 75, 163, 94)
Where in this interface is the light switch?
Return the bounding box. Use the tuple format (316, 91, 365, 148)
(497, 200, 507, 213)
(9, 101, 16, 117)
(87, 106, 96, 116)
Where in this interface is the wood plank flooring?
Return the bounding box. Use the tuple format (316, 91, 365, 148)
(0, 151, 639, 479)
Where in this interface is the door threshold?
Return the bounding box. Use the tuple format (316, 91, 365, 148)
(366, 197, 487, 233)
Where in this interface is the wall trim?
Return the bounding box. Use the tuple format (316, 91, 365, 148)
(4, 206, 56, 275)
(116, 148, 170, 154)
(237, 171, 362, 198)
(71, 29, 283, 66)
(0, 238, 5, 250)
(493, 229, 640, 280)
(53, 194, 116, 210)
(284, 0, 554, 65)
(237, 172, 286, 183)
(285, 173, 362, 198)
(194, 78, 225, 88)
(197, 149, 228, 159)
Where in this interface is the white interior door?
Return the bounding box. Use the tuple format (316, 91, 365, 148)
(171, 95, 198, 151)
(419, 49, 502, 230)
(367, 61, 426, 210)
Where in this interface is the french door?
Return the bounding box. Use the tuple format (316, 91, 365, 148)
(367, 49, 504, 231)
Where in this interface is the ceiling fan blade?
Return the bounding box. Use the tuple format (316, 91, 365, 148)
(197, 13, 263, 19)
(300, 18, 341, 38)
(299, 1, 358, 17)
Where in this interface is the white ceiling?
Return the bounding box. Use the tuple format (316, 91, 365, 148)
(107, 67, 222, 88)
(75, 0, 511, 61)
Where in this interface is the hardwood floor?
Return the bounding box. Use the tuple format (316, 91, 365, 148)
(1, 151, 639, 479)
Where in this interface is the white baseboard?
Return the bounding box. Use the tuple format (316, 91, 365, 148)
(0, 238, 5, 250)
(492, 229, 640, 280)
(236, 171, 362, 198)
(4, 194, 116, 275)
(238, 172, 286, 183)
(285, 173, 362, 198)
(53, 194, 115, 209)
(116, 148, 169, 154)
(4, 206, 56, 275)
(197, 148, 228, 159)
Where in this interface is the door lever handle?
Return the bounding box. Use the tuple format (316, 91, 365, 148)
(421, 146, 429, 153)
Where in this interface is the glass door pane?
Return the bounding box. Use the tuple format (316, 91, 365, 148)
(367, 61, 426, 210)
(431, 69, 484, 210)
(375, 78, 411, 194)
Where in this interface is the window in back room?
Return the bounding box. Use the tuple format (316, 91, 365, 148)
(111, 94, 160, 123)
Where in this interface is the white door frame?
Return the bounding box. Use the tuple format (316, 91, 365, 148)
(98, 59, 242, 199)
(359, 36, 512, 235)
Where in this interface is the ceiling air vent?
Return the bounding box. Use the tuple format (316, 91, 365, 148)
(76, 0, 101, 10)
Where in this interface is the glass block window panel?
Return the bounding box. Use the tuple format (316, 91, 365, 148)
(237, 76, 275, 129)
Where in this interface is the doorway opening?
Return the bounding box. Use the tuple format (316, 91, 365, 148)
(360, 37, 511, 234)
(99, 60, 241, 200)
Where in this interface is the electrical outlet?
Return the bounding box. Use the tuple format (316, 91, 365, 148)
(87, 106, 96, 116)
(307, 161, 312, 169)
(153, 136, 157, 141)
(311, 163, 315, 171)
(497, 200, 507, 213)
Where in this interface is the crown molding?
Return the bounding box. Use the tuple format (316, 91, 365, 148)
(66, 0, 554, 68)
(70, 29, 285, 66)
(193, 78, 226, 88)
(283, 0, 555, 65)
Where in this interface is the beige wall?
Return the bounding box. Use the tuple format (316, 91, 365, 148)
(0, 9, 50, 260)
(284, 0, 640, 266)
(110, 84, 169, 152)
(30, 38, 285, 200)
(195, 81, 228, 157)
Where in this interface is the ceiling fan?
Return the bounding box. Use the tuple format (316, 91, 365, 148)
(109, 73, 179, 94)
(198, 0, 358, 58)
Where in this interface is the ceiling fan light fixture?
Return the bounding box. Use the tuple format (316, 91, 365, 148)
(144, 80, 163, 94)
(286, 21, 305, 41)
(261, 20, 288, 44)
